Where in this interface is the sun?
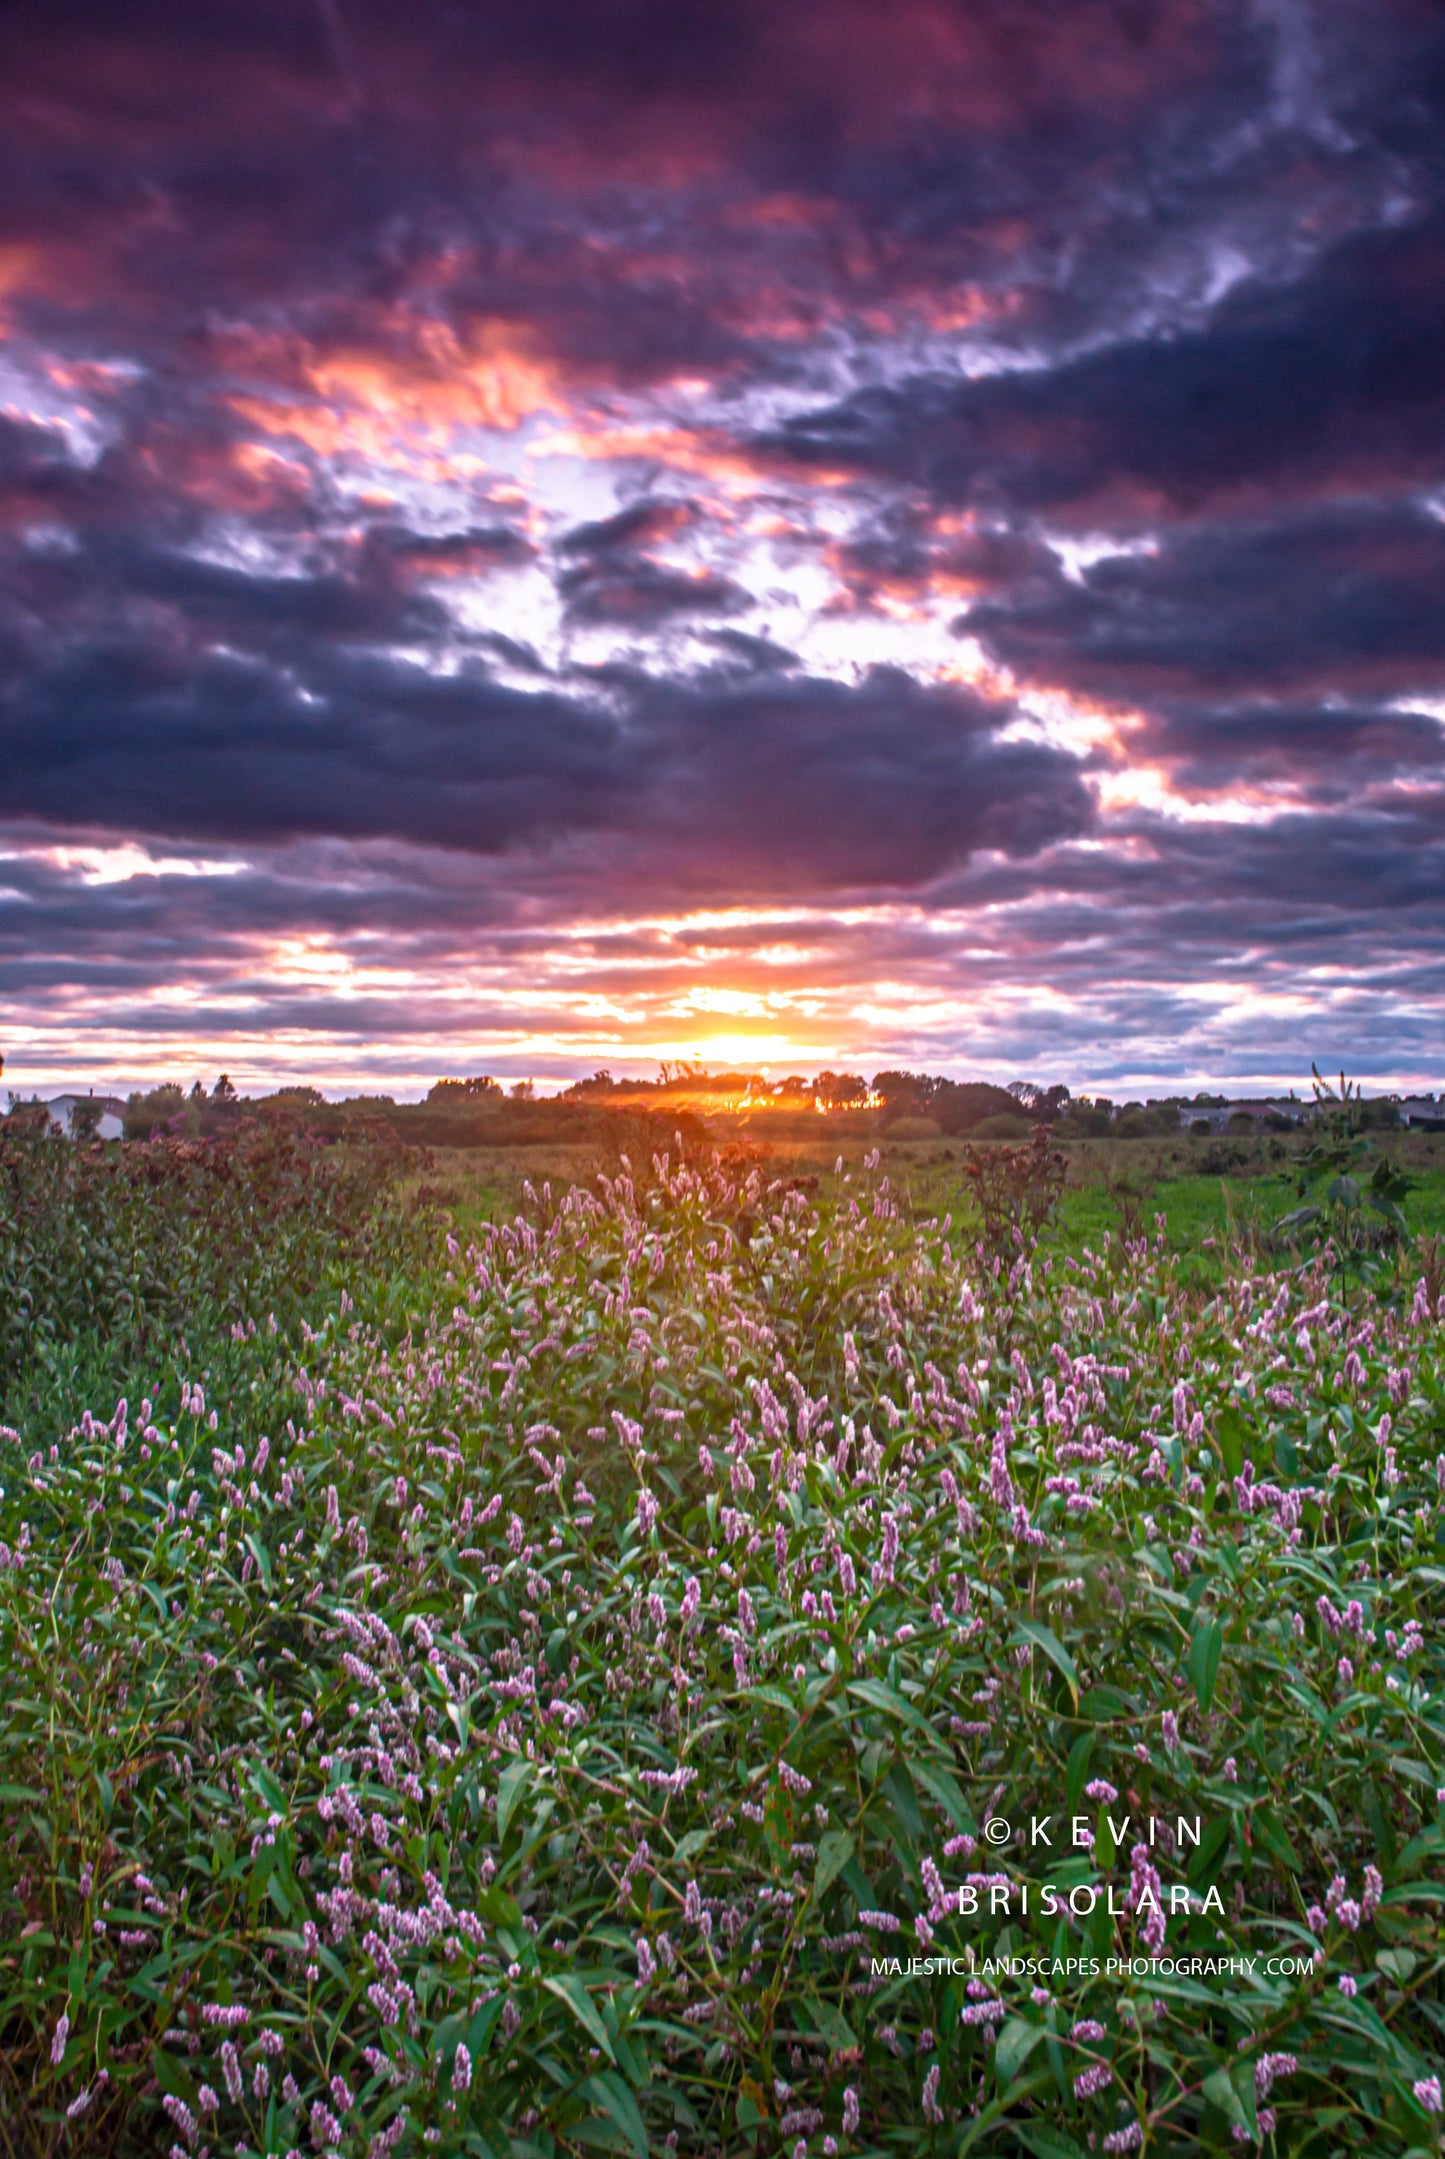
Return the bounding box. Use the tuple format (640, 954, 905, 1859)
(659, 1031, 815, 1068)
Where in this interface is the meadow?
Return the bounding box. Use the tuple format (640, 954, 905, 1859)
(1, 1116, 1443, 2159)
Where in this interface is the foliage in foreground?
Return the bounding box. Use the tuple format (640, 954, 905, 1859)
(0, 1122, 416, 1426)
(2, 1149, 1444, 2158)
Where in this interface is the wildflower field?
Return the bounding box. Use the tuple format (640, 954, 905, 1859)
(1, 1125, 1444, 2159)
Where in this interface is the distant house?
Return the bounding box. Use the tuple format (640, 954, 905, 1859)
(1398, 1096, 1445, 1129)
(6, 1093, 127, 1140)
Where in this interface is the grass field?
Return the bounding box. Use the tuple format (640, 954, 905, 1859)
(410, 1130, 1445, 1260)
(2, 1119, 1444, 2157)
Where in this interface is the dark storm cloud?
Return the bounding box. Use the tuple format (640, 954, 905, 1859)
(1131, 702, 1445, 798)
(367, 525, 535, 572)
(554, 498, 751, 624)
(0, 596, 1093, 896)
(1, 0, 1424, 389)
(924, 793, 1445, 943)
(761, 204, 1445, 517)
(0, 430, 1087, 897)
(701, 629, 803, 675)
(615, 667, 1096, 890)
(1, 0, 1443, 1085)
(558, 562, 750, 627)
(0, 642, 628, 854)
(967, 500, 1445, 699)
(558, 503, 694, 558)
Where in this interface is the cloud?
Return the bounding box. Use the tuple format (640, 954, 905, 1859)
(559, 560, 751, 627)
(759, 205, 1445, 518)
(1130, 700, 1445, 798)
(967, 499, 1445, 699)
(1, 0, 1444, 1089)
(0, 560, 1092, 892)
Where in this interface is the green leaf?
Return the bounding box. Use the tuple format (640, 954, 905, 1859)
(542, 1974, 616, 2063)
(580, 2072, 648, 2159)
(1016, 2128, 1089, 2159)
(1064, 1731, 1096, 1817)
(571, 2119, 638, 2154)
(1188, 1617, 1223, 1711)
(813, 1829, 853, 1899)
(1230, 2058, 1260, 2137)
(846, 1678, 936, 1736)
(1276, 1205, 1321, 1235)
(1078, 1684, 1132, 1721)
(882, 1761, 923, 1849)
(1095, 1809, 1118, 1871)
(1252, 1806, 1300, 1869)
(1187, 1814, 1230, 1885)
(1214, 1407, 1248, 1480)
(1202, 2067, 1246, 2127)
(1009, 1620, 1078, 1709)
(803, 1996, 857, 2054)
(497, 1757, 534, 1844)
(248, 1764, 288, 1814)
(956, 2069, 1054, 2154)
(995, 2017, 1045, 2085)
(911, 1756, 969, 1828)
(243, 1533, 272, 1592)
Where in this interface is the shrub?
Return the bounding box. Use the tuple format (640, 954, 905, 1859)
(959, 1122, 1068, 1254)
(970, 1113, 1034, 1141)
(0, 1122, 416, 1422)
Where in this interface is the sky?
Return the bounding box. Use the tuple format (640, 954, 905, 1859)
(2, 0, 1444, 1101)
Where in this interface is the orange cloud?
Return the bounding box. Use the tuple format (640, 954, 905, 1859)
(224, 318, 567, 475)
(534, 419, 849, 495)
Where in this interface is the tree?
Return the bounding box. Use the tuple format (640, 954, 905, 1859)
(814, 1071, 868, 1107)
(5, 1096, 53, 1140)
(510, 1079, 536, 1101)
(68, 1097, 104, 1142)
(123, 1085, 186, 1140)
(426, 1076, 502, 1104)
(872, 1070, 934, 1112)
(212, 1074, 237, 1102)
(931, 1080, 1024, 1134)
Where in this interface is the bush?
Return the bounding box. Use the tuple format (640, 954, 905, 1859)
(970, 1112, 1034, 1140)
(0, 1122, 415, 1423)
(885, 1116, 943, 1141)
(1, 1149, 1443, 2154)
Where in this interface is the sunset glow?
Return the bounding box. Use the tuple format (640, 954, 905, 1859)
(2, 1, 1443, 1099)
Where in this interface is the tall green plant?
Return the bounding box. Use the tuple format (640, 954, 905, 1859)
(1276, 1067, 1413, 1293)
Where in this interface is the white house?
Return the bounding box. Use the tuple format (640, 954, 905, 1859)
(6, 1093, 127, 1140)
